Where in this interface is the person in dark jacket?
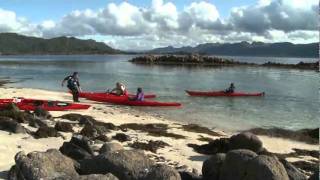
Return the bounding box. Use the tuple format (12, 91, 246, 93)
(225, 83, 235, 93)
(62, 72, 81, 102)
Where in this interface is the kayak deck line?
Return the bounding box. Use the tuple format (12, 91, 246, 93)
(185, 90, 265, 97)
(0, 98, 91, 111)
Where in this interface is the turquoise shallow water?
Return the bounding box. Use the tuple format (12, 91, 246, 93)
(0, 55, 318, 131)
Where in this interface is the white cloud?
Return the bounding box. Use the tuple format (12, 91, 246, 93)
(0, 0, 317, 50)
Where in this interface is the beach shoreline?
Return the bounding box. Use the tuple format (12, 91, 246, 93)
(0, 86, 318, 179)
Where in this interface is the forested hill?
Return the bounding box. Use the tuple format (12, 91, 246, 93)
(0, 33, 121, 55)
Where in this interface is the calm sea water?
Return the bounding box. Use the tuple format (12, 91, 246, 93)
(0, 55, 318, 131)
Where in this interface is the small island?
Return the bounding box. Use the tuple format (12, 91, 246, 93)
(130, 55, 319, 71)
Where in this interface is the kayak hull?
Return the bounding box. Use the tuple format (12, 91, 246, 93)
(78, 92, 156, 99)
(0, 98, 90, 111)
(86, 94, 181, 107)
(186, 90, 265, 97)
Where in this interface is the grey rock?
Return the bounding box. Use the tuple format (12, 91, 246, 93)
(60, 135, 93, 160)
(229, 132, 263, 152)
(8, 149, 78, 180)
(219, 149, 257, 180)
(144, 164, 181, 180)
(34, 125, 59, 138)
(34, 107, 51, 119)
(79, 150, 154, 180)
(99, 142, 124, 154)
(79, 173, 119, 180)
(308, 170, 319, 180)
(0, 117, 26, 133)
(279, 158, 307, 180)
(202, 153, 226, 180)
(244, 155, 289, 180)
(55, 121, 74, 132)
(179, 171, 202, 180)
(112, 133, 132, 142)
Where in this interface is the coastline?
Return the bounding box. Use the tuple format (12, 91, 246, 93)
(0, 86, 318, 178)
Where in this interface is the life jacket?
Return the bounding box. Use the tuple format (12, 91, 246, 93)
(67, 76, 77, 88)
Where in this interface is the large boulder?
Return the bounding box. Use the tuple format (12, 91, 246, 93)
(279, 158, 307, 180)
(144, 164, 181, 180)
(60, 135, 93, 160)
(229, 132, 263, 153)
(99, 142, 124, 154)
(0, 117, 26, 133)
(244, 155, 289, 180)
(55, 121, 74, 132)
(79, 150, 155, 180)
(202, 153, 226, 180)
(8, 149, 79, 180)
(219, 149, 258, 180)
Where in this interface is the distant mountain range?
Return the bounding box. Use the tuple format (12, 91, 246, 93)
(148, 42, 318, 58)
(0, 33, 317, 57)
(0, 33, 121, 55)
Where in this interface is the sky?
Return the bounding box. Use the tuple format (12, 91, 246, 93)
(0, 0, 318, 50)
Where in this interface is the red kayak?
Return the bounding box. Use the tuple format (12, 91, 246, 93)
(0, 98, 90, 111)
(78, 91, 156, 99)
(186, 90, 265, 97)
(86, 94, 181, 107)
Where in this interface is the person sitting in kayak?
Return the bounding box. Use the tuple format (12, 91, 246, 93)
(61, 72, 81, 102)
(110, 82, 127, 96)
(129, 87, 144, 101)
(225, 83, 235, 93)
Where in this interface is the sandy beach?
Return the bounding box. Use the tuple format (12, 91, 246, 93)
(0, 86, 318, 179)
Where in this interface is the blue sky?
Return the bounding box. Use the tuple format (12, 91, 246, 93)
(0, 0, 317, 50)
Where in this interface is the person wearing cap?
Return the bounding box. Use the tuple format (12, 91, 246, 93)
(225, 83, 235, 93)
(110, 82, 127, 96)
(62, 72, 81, 102)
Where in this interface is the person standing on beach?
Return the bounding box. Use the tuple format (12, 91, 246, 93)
(61, 72, 81, 102)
